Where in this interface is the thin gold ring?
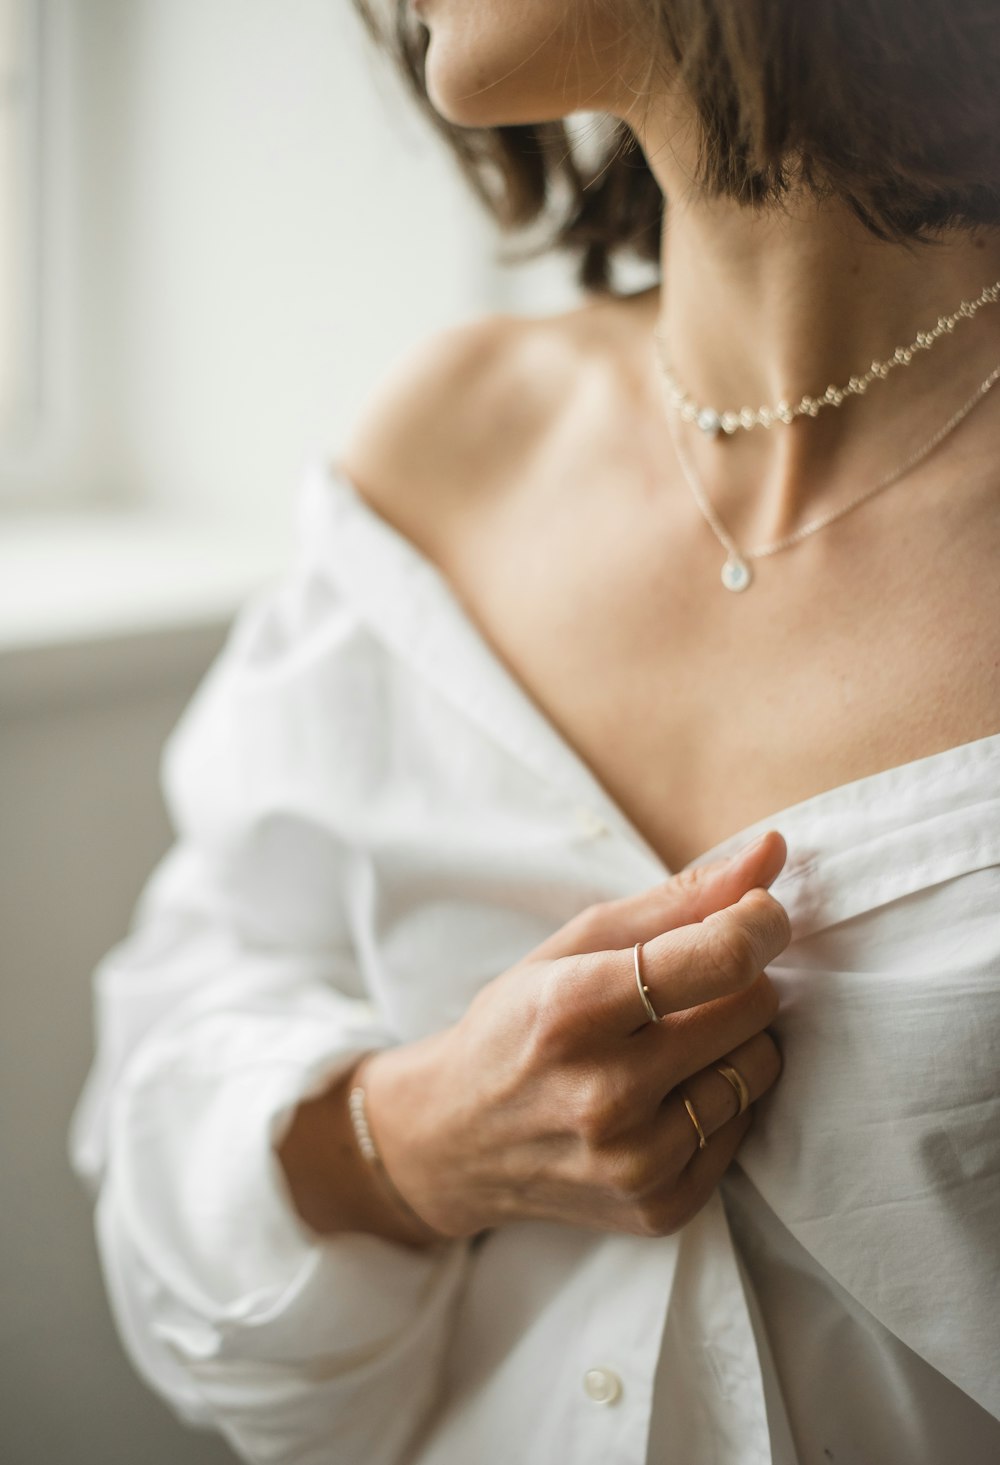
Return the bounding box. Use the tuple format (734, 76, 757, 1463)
(681, 1091, 708, 1150)
(714, 1061, 751, 1116)
(633, 941, 662, 1024)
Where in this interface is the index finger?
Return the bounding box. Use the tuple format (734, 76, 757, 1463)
(610, 886, 791, 1034)
(526, 830, 787, 966)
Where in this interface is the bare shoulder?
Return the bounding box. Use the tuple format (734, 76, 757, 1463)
(333, 292, 653, 555)
(334, 309, 578, 546)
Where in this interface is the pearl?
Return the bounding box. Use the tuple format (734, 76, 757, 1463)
(697, 408, 721, 437)
(721, 557, 753, 592)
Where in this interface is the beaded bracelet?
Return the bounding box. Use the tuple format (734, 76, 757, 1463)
(347, 1080, 446, 1243)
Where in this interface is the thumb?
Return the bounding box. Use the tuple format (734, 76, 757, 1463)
(529, 830, 788, 962)
(658, 829, 788, 926)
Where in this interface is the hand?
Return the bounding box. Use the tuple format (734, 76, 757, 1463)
(363, 831, 790, 1240)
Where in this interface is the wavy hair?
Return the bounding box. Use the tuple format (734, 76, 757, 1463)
(352, 1, 1000, 293)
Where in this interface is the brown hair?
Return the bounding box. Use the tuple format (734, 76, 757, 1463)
(352, 1, 1000, 294)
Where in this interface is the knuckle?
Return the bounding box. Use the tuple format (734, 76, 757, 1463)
(530, 966, 580, 1061)
(608, 1147, 657, 1201)
(744, 888, 792, 957)
(568, 1068, 628, 1147)
(670, 865, 704, 900)
(569, 900, 616, 949)
(704, 915, 758, 987)
(531, 946, 622, 1062)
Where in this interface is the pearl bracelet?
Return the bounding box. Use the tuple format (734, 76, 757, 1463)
(347, 1080, 446, 1243)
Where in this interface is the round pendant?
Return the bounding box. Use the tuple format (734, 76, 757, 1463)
(721, 557, 752, 592)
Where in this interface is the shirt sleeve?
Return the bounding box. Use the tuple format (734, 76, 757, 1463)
(67, 484, 472, 1465)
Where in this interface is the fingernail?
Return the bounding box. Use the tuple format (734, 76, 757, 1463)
(729, 832, 769, 862)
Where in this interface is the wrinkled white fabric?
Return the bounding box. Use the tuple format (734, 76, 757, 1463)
(69, 458, 1000, 1465)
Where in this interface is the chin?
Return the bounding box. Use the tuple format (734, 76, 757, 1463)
(417, 2, 636, 130)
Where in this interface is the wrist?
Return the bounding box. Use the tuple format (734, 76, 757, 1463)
(347, 1051, 449, 1247)
(275, 1050, 443, 1249)
(362, 1029, 483, 1241)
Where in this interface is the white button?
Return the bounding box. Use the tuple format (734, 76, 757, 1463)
(576, 807, 610, 838)
(582, 1367, 622, 1405)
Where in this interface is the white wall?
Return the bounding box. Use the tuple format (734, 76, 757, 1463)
(111, 0, 525, 541)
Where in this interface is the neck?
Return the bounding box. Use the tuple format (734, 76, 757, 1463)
(628, 100, 1000, 546)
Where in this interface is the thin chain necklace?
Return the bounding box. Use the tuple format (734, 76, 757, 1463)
(653, 279, 1000, 437)
(654, 352, 1000, 592)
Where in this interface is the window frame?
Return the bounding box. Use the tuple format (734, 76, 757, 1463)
(0, 0, 41, 448)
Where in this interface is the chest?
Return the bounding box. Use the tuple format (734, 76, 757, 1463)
(434, 473, 1000, 872)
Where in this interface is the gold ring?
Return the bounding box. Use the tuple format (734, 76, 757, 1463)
(633, 941, 662, 1024)
(681, 1092, 708, 1150)
(714, 1061, 751, 1116)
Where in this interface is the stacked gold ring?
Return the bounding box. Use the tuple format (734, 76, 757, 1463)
(680, 1057, 752, 1154)
(714, 1061, 751, 1115)
(681, 1093, 708, 1150)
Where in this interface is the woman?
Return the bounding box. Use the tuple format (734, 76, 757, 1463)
(69, 2, 1000, 1463)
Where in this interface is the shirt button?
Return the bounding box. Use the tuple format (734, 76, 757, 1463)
(582, 1367, 622, 1405)
(576, 807, 610, 838)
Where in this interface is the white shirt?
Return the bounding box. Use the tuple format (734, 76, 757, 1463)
(68, 458, 1000, 1465)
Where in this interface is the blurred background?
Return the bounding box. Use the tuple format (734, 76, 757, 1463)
(0, 2, 645, 1461)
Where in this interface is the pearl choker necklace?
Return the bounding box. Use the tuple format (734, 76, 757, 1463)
(653, 279, 1000, 437)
